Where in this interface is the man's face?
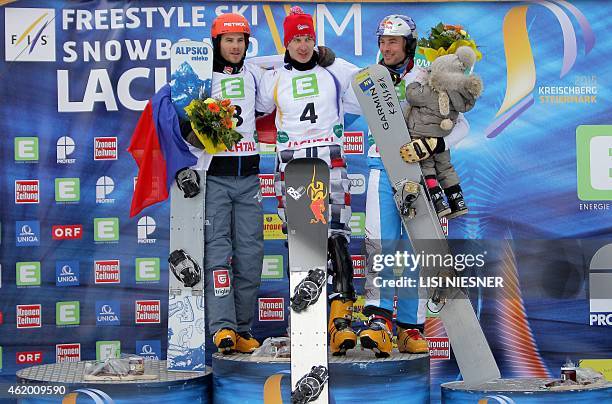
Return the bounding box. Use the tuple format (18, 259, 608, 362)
(219, 33, 247, 64)
(287, 35, 315, 64)
(379, 35, 407, 66)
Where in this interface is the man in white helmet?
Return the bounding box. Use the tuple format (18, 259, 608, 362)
(359, 14, 470, 357)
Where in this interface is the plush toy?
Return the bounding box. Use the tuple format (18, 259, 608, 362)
(426, 46, 483, 131)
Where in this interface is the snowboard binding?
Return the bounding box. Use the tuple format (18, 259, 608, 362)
(290, 267, 326, 312)
(291, 365, 329, 404)
(175, 168, 201, 198)
(393, 179, 420, 219)
(168, 249, 202, 287)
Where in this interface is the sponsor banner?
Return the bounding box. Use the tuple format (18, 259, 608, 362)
(56, 343, 81, 363)
(16, 351, 42, 365)
(52, 224, 82, 240)
(16, 304, 41, 329)
(15, 220, 40, 247)
(213, 269, 231, 297)
(258, 298, 284, 321)
(259, 174, 275, 197)
(94, 260, 120, 284)
(263, 214, 285, 240)
(94, 137, 118, 160)
(135, 300, 160, 324)
(14, 180, 39, 204)
(136, 340, 160, 360)
(352, 255, 366, 278)
(427, 337, 450, 360)
(343, 131, 364, 154)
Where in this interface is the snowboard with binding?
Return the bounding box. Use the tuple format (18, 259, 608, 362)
(166, 40, 212, 372)
(284, 158, 330, 404)
(351, 64, 500, 387)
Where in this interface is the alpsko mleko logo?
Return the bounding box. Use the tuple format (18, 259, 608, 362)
(485, 0, 595, 138)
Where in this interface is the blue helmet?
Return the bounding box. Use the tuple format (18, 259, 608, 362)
(376, 15, 418, 58)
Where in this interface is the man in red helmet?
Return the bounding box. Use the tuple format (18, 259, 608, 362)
(257, 6, 363, 356)
(186, 13, 264, 355)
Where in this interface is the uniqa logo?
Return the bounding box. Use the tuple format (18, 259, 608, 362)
(62, 388, 114, 404)
(485, 0, 595, 138)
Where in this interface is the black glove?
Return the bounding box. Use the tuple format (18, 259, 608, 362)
(317, 46, 336, 68)
(175, 168, 201, 198)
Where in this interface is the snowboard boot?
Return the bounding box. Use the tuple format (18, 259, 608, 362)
(429, 186, 451, 218)
(359, 315, 393, 358)
(235, 331, 260, 354)
(213, 328, 236, 354)
(397, 326, 429, 354)
(445, 186, 468, 219)
(328, 299, 358, 356)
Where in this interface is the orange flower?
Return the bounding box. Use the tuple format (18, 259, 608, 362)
(208, 102, 220, 113)
(220, 99, 231, 108)
(224, 118, 233, 129)
(444, 24, 463, 32)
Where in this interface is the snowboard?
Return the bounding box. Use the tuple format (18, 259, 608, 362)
(166, 40, 212, 372)
(351, 65, 500, 387)
(285, 158, 330, 404)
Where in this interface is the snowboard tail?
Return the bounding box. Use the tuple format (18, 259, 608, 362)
(351, 65, 500, 386)
(285, 158, 331, 403)
(166, 40, 212, 372)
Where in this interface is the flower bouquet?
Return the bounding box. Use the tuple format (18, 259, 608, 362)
(417, 22, 482, 63)
(184, 98, 243, 154)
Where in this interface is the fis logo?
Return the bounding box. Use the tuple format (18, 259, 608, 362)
(96, 301, 120, 326)
(56, 261, 80, 287)
(56, 136, 76, 164)
(485, 1, 595, 138)
(4, 8, 56, 62)
(136, 340, 160, 360)
(137, 216, 156, 244)
(589, 243, 612, 326)
(56, 343, 81, 363)
(15, 221, 40, 247)
(96, 176, 115, 203)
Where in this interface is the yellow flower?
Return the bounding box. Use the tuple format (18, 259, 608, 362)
(204, 98, 215, 104)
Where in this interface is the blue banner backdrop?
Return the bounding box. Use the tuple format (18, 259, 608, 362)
(1, 0, 611, 400)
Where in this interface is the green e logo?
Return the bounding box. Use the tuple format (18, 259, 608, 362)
(292, 74, 319, 99)
(221, 77, 245, 98)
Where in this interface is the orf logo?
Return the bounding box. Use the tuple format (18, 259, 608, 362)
(4, 8, 56, 62)
(589, 243, 612, 326)
(63, 388, 115, 404)
(485, 1, 595, 138)
(52, 224, 83, 240)
(213, 269, 231, 297)
(16, 351, 42, 365)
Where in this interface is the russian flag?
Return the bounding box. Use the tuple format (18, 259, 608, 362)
(128, 84, 198, 217)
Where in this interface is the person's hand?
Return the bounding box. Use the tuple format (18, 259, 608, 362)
(399, 137, 445, 163)
(317, 46, 336, 67)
